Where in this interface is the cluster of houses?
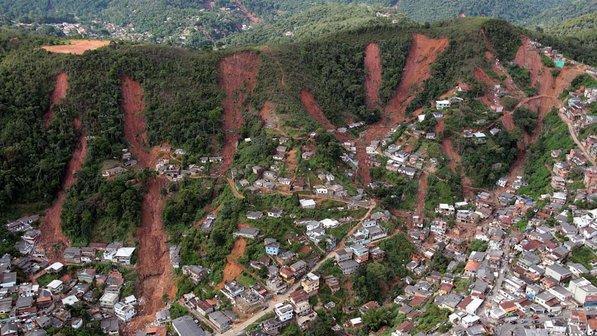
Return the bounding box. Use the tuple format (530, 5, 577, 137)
(0, 250, 140, 336)
(388, 133, 596, 334)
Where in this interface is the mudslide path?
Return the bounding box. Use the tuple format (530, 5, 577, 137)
(218, 52, 261, 176)
(358, 34, 449, 184)
(217, 236, 247, 289)
(384, 34, 449, 124)
(121, 76, 175, 333)
(43, 72, 68, 128)
(415, 172, 428, 218)
(364, 43, 382, 110)
(41, 115, 87, 261)
(300, 90, 351, 142)
(502, 38, 587, 183)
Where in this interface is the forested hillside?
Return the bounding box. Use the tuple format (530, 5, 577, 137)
(0, 0, 595, 47)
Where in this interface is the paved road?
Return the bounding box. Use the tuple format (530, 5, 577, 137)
(220, 200, 376, 336)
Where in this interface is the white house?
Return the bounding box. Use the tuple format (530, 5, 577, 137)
(274, 303, 294, 322)
(436, 100, 451, 110)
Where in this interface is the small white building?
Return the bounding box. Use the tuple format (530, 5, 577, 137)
(436, 100, 451, 110)
(274, 303, 294, 322)
(114, 302, 137, 322)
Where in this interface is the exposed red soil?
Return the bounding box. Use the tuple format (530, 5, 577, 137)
(384, 34, 449, 124)
(300, 90, 352, 143)
(218, 237, 247, 289)
(259, 100, 285, 135)
(286, 149, 298, 179)
(364, 43, 382, 110)
(435, 118, 445, 134)
(502, 38, 586, 185)
(121, 77, 175, 333)
(415, 172, 428, 217)
(355, 145, 371, 186)
(356, 34, 449, 184)
(43, 72, 68, 128)
(40, 117, 87, 261)
(217, 52, 261, 176)
(122, 76, 152, 167)
(300, 90, 337, 131)
(42, 40, 110, 55)
(501, 112, 516, 132)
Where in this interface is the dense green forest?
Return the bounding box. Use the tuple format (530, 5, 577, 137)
(0, 30, 73, 210)
(1, 0, 594, 48)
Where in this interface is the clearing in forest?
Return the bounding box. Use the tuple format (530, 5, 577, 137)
(43, 72, 68, 128)
(42, 40, 110, 55)
(218, 52, 261, 176)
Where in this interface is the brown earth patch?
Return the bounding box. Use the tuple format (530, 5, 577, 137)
(121, 77, 175, 333)
(40, 116, 87, 261)
(42, 40, 110, 55)
(43, 72, 68, 128)
(217, 52, 261, 176)
(356, 34, 449, 184)
(384, 34, 449, 124)
(415, 172, 428, 217)
(218, 237, 247, 289)
(122, 76, 153, 167)
(364, 43, 382, 110)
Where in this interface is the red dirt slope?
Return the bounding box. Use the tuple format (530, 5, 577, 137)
(122, 76, 152, 167)
(358, 34, 449, 184)
(41, 116, 87, 261)
(385, 34, 449, 123)
(364, 43, 382, 110)
(43, 72, 68, 128)
(300, 90, 351, 142)
(218, 52, 261, 176)
(121, 77, 175, 332)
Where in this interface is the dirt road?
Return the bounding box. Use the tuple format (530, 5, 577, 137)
(43, 72, 68, 128)
(217, 52, 261, 176)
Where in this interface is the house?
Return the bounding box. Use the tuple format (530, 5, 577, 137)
(77, 269, 96, 284)
(246, 211, 263, 220)
(233, 228, 260, 239)
(172, 315, 206, 336)
(338, 259, 359, 275)
(267, 209, 283, 218)
(47, 279, 63, 294)
(221, 281, 245, 302)
(568, 278, 597, 305)
(320, 218, 339, 229)
(265, 239, 280, 256)
(182, 265, 208, 284)
(299, 199, 316, 209)
(115, 247, 135, 265)
(63, 247, 82, 264)
(0, 272, 16, 288)
(274, 303, 294, 322)
(545, 263, 572, 282)
(334, 248, 353, 263)
(207, 311, 233, 332)
(351, 244, 369, 263)
(301, 273, 320, 295)
(100, 292, 119, 309)
(436, 100, 451, 109)
(114, 302, 136, 322)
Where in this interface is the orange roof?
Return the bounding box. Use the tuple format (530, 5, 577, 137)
(465, 260, 480, 272)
